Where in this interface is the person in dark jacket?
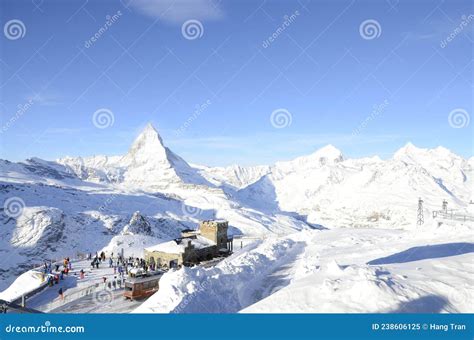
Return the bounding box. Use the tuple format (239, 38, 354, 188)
(58, 287, 64, 300)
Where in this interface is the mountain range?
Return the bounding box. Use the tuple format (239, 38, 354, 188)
(0, 123, 472, 289)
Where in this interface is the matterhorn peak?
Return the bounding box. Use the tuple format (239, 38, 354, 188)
(122, 123, 169, 166)
(117, 122, 212, 188)
(136, 123, 165, 147)
(141, 122, 160, 137)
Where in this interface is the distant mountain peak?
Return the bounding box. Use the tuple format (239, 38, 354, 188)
(118, 123, 212, 187)
(142, 122, 160, 136)
(393, 143, 425, 160)
(310, 144, 344, 162)
(122, 123, 169, 166)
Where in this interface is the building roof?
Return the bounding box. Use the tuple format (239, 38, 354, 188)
(126, 271, 165, 284)
(202, 219, 228, 224)
(145, 236, 216, 255)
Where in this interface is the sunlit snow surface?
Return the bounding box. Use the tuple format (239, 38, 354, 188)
(1, 125, 472, 312)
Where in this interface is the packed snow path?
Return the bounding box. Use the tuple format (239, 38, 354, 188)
(51, 289, 141, 313)
(5, 259, 131, 313)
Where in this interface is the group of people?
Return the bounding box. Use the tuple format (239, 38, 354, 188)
(101, 275, 125, 290)
(89, 251, 107, 269)
(38, 257, 72, 300)
(37, 251, 159, 302)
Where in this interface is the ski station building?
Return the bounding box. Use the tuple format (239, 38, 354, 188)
(144, 220, 233, 268)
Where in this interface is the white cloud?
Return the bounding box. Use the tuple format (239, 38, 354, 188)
(129, 0, 224, 24)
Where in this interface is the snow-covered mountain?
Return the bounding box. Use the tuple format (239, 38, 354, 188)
(234, 143, 473, 228)
(0, 123, 472, 291)
(0, 124, 312, 290)
(59, 123, 211, 188)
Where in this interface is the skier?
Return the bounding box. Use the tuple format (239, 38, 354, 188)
(58, 287, 64, 300)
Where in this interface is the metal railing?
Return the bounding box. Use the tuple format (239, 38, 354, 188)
(432, 210, 474, 222)
(37, 277, 126, 313)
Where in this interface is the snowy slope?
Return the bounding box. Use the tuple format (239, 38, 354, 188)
(242, 222, 474, 313)
(136, 221, 474, 313)
(1, 123, 472, 311)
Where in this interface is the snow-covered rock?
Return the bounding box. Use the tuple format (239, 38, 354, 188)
(122, 211, 153, 236)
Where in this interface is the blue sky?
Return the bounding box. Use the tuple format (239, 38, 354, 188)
(0, 0, 472, 166)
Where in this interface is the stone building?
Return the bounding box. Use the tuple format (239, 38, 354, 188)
(144, 220, 233, 268)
